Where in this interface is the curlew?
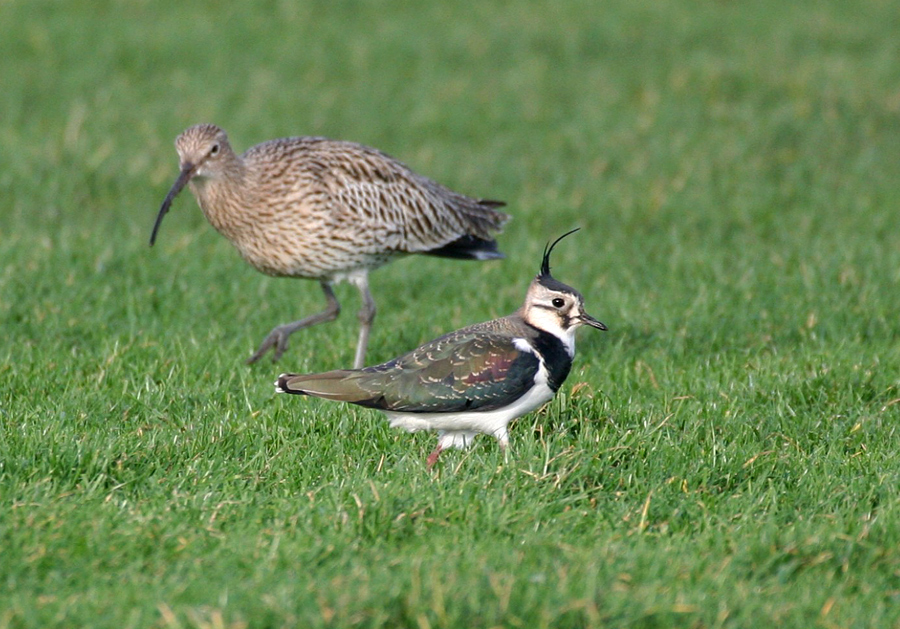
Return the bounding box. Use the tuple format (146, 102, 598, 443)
(151, 124, 509, 368)
(276, 229, 607, 467)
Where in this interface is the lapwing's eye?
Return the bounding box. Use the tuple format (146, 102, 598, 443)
(552, 298, 565, 308)
(210, 144, 220, 156)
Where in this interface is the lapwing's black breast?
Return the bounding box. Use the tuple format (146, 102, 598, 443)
(528, 328, 573, 391)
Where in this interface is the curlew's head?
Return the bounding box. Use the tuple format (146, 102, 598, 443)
(150, 124, 235, 246)
(520, 228, 607, 352)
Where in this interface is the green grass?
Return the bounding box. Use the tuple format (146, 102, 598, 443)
(2, 0, 900, 626)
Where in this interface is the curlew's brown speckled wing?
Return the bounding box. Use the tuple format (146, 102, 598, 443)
(276, 138, 509, 254)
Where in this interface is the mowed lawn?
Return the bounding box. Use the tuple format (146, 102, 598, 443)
(2, 0, 900, 627)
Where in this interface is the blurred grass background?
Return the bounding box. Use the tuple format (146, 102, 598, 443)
(1, 0, 900, 627)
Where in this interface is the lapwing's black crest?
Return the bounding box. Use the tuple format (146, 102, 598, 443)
(537, 227, 581, 294)
(539, 227, 579, 278)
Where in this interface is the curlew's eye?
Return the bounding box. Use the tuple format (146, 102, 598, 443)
(552, 297, 565, 308)
(210, 144, 220, 156)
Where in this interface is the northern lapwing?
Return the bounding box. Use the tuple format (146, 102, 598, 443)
(150, 124, 509, 368)
(275, 229, 607, 467)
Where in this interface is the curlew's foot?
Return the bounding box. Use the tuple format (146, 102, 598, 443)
(246, 326, 291, 364)
(247, 283, 342, 365)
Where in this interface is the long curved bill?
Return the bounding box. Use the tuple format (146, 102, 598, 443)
(579, 312, 608, 331)
(149, 163, 195, 246)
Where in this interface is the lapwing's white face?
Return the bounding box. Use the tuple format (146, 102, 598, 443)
(523, 276, 606, 353)
(175, 124, 231, 180)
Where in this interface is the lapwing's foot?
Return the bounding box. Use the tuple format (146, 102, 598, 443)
(426, 446, 444, 470)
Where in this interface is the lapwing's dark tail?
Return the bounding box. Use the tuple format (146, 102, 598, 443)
(276, 373, 307, 395)
(275, 371, 373, 403)
(424, 234, 505, 261)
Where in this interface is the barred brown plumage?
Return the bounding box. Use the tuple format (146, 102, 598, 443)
(151, 123, 510, 368)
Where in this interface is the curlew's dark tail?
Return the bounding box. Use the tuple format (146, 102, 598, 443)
(424, 234, 505, 260)
(425, 198, 509, 260)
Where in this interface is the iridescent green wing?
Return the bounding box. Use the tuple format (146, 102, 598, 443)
(355, 332, 540, 412)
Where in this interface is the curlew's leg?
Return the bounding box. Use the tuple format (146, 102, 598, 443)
(350, 273, 376, 370)
(246, 282, 341, 364)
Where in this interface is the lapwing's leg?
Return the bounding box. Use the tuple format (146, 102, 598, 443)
(496, 430, 510, 465)
(350, 273, 376, 370)
(246, 282, 341, 364)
